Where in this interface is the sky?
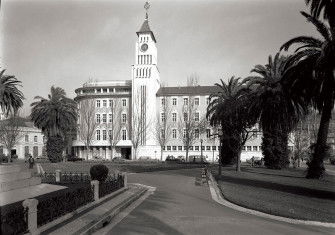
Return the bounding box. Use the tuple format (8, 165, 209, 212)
(0, 0, 318, 115)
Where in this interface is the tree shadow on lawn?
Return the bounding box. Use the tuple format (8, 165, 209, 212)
(242, 167, 306, 179)
(217, 175, 335, 201)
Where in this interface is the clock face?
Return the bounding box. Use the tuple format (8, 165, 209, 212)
(141, 43, 148, 52)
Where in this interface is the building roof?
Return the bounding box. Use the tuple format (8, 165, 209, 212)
(0, 116, 35, 128)
(136, 19, 157, 43)
(156, 86, 221, 96)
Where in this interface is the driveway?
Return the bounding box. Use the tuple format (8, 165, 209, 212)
(108, 168, 334, 235)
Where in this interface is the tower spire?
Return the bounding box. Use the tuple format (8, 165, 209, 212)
(144, 1, 150, 20)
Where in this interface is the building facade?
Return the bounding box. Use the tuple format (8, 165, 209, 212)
(72, 6, 292, 162)
(0, 117, 45, 160)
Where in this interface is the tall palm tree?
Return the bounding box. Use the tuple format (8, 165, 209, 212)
(31, 86, 77, 162)
(207, 77, 256, 171)
(244, 53, 308, 169)
(281, 5, 335, 178)
(0, 69, 24, 115)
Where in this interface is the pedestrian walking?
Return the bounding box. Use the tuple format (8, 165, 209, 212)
(28, 154, 35, 169)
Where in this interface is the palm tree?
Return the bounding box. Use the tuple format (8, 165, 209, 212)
(244, 53, 308, 169)
(0, 69, 24, 115)
(280, 4, 335, 178)
(31, 86, 77, 162)
(207, 77, 256, 171)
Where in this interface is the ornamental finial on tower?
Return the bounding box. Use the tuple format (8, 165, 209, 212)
(144, 1, 150, 20)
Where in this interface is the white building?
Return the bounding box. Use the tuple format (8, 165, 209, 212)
(0, 117, 45, 159)
(72, 6, 292, 162)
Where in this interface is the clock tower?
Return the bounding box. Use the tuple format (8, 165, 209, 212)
(131, 1, 161, 159)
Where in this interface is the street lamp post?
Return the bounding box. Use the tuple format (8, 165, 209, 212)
(218, 129, 223, 176)
(200, 139, 203, 162)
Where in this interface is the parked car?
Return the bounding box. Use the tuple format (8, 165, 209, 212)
(177, 155, 186, 162)
(189, 155, 209, 164)
(165, 155, 178, 162)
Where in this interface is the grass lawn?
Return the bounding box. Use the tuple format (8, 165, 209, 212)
(213, 166, 335, 222)
(39, 160, 206, 175)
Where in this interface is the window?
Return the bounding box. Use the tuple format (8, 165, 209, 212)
(103, 88, 107, 93)
(161, 98, 165, 106)
(172, 129, 177, 139)
(33, 146, 38, 157)
(122, 114, 127, 123)
(202, 146, 205, 150)
(189, 146, 193, 151)
(109, 130, 112, 139)
(103, 130, 107, 140)
(183, 113, 188, 121)
(102, 114, 107, 123)
(206, 97, 210, 105)
(172, 98, 177, 106)
(172, 113, 177, 122)
(109, 114, 113, 123)
(109, 99, 113, 107)
(194, 97, 199, 105)
(162, 146, 165, 150)
(122, 130, 127, 140)
(25, 146, 29, 155)
(195, 112, 200, 122)
(161, 130, 165, 139)
(103, 100, 107, 107)
(97, 88, 101, 93)
(96, 100, 101, 107)
(161, 113, 165, 122)
(206, 129, 211, 138)
(96, 130, 101, 140)
(183, 129, 186, 138)
(167, 146, 171, 151)
(96, 114, 101, 123)
(173, 146, 177, 151)
(247, 146, 252, 151)
(34, 136, 37, 143)
(242, 146, 246, 151)
(206, 146, 210, 151)
(122, 99, 127, 106)
(183, 98, 188, 105)
(25, 135, 29, 142)
(178, 146, 182, 151)
(195, 129, 200, 139)
(212, 146, 216, 151)
(253, 146, 258, 151)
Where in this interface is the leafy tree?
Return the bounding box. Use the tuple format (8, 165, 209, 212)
(244, 53, 308, 169)
(31, 86, 77, 162)
(0, 69, 24, 115)
(280, 2, 335, 178)
(207, 77, 256, 171)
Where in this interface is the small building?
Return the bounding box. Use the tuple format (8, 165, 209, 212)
(0, 117, 45, 159)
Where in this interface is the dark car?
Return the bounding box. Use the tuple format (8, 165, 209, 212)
(165, 155, 178, 162)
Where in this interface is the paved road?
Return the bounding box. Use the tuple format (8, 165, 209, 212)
(109, 168, 334, 235)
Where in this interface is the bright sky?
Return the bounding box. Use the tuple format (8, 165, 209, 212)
(0, 0, 318, 115)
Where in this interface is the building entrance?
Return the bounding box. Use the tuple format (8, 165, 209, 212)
(121, 147, 131, 159)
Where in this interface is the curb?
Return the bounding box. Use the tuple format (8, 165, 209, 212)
(207, 171, 335, 228)
(79, 184, 151, 234)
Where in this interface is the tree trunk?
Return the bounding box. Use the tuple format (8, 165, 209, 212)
(236, 149, 241, 172)
(160, 148, 163, 161)
(306, 96, 333, 179)
(186, 147, 189, 162)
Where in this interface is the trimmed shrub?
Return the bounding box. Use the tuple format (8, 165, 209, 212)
(90, 164, 109, 182)
(46, 136, 64, 163)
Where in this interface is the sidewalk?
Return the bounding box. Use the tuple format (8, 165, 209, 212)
(42, 184, 147, 235)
